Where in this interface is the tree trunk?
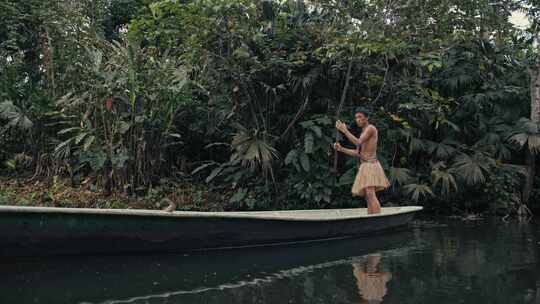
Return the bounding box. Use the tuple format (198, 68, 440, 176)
(103, 160, 113, 197)
(524, 149, 536, 204)
(333, 60, 354, 175)
(43, 28, 55, 97)
(523, 41, 540, 204)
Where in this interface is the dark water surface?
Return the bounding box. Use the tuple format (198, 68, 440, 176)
(2, 217, 540, 304)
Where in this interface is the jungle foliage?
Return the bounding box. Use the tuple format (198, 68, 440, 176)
(0, 0, 539, 214)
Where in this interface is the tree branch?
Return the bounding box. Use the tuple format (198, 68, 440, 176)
(279, 95, 310, 140)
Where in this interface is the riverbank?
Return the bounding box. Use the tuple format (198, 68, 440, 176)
(0, 176, 226, 212)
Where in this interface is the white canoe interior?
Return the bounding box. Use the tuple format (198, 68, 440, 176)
(0, 205, 422, 221)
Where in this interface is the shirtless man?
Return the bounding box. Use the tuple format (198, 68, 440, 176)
(334, 107, 390, 214)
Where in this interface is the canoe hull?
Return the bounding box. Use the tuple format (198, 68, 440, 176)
(0, 206, 421, 257)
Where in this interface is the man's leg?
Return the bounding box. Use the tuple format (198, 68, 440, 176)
(365, 187, 381, 214)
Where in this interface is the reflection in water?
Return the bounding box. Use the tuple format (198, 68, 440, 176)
(2, 218, 540, 304)
(352, 254, 392, 303)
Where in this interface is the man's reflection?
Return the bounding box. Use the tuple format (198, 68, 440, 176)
(352, 253, 392, 303)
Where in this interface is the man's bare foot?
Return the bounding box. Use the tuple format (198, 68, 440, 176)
(368, 209, 381, 215)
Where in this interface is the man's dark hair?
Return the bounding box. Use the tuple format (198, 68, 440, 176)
(354, 106, 371, 117)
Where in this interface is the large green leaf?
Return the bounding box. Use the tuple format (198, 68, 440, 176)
(79, 150, 107, 172)
(311, 126, 323, 138)
(206, 166, 224, 183)
(83, 136, 96, 151)
(191, 162, 218, 175)
(338, 167, 357, 186)
(304, 132, 314, 154)
(57, 127, 81, 135)
(54, 138, 74, 159)
(74, 132, 88, 145)
(284, 149, 298, 165)
(299, 153, 310, 172)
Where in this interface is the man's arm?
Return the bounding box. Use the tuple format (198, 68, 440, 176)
(341, 128, 361, 146)
(334, 143, 360, 158)
(357, 126, 374, 146)
(336, 120, 361, 146)
(339, 147, 360, 158)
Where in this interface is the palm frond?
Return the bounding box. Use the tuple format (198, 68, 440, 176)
(425, 140, 458, 160)
(507, 117, 540, 154)
(475, 132, 512, 160)
(232, 127, 279, 172)
(388, 167, 413, 185)
(498, 163, 527, 177)
(431, 161, 458, 196)
(403, 183, 434, 202)
(289, 66, 322, 96)
(408, 137, 426, 154)
(0, 101, 33, 131)
(451, 152, 494, 186)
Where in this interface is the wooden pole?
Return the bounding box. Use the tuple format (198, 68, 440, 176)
(333, 59, 354, 176)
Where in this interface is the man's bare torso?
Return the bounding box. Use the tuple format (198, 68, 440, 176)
(358, 125, 378, 161)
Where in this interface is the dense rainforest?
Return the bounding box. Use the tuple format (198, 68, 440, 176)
(0, 0, 539, 215)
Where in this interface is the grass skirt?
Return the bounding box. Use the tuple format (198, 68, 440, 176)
(351, 161, 390, 197)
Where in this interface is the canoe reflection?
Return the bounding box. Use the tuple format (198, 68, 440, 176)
(2, 228, 416, 304)
(352, 253, 392, 303)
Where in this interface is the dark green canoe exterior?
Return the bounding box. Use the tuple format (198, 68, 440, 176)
(0, 206, 422, 257)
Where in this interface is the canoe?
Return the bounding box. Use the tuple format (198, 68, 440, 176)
(0, 205, 422, 257)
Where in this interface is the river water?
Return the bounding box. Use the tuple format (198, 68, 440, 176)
(2, 217, 539, 304)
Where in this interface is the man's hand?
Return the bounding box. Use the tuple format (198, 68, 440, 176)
(334, 142, 359, 158)
(335, 120, 348, 133)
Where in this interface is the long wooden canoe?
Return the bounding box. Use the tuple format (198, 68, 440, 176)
(0, 205, 422, 257)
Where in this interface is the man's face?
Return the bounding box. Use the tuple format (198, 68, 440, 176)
(355, 112, 368, 127)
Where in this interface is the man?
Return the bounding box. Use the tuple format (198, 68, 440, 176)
(334, 107, 390, 214)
